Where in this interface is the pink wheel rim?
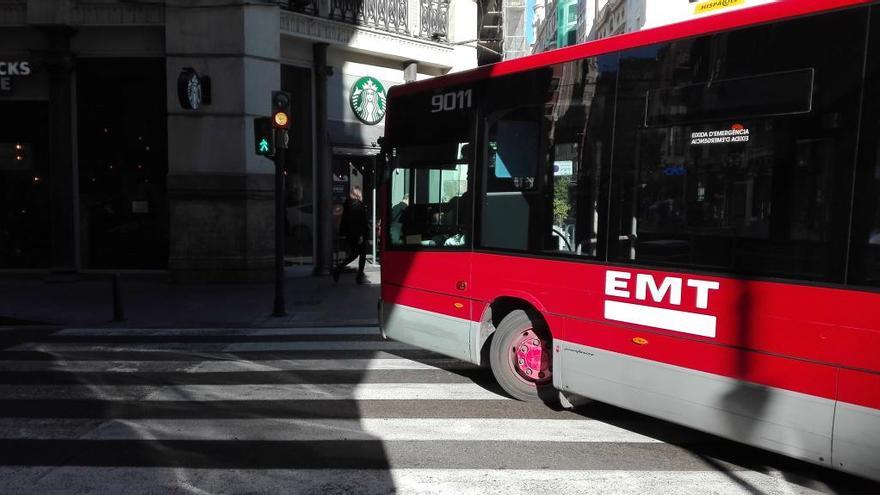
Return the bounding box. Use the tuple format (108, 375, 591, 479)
(510, 328, 552, 384)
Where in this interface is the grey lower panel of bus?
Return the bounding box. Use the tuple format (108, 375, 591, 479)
(382, 303, 474, 363)
(554, 340, 835, 469)
(832, 401, 880, 480)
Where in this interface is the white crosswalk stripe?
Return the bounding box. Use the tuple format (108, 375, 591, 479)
(0, 326, 852, 495)
(7, 341, 417, 352)
(0, 468, 830, 495)
(0, 358, 473, 373)
(0, 382, 512, 401)
(0, 418, 661, 443)
(52, 327, 381, 337)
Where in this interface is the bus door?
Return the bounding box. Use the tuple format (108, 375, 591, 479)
(381, 141, 476, 362)
(381, 84, 479, 362)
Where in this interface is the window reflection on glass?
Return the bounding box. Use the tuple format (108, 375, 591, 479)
(858, 148, 880, 285)
(389, 142, 471, 248)
(487, 111, 539, 192)
(480, 57, 615, 258)
(612, 10, 865, 282)
(620, 118, 843, 277)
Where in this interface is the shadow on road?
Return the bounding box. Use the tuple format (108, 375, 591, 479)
(568, 399, 880, 495)
(0, 327, 399, 494)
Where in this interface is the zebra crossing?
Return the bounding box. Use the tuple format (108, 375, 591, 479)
(0, 325, 868, 494)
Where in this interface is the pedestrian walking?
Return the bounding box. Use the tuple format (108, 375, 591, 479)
(333, 185, 369, 284)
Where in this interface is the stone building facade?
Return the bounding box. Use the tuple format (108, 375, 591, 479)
(0, 0, 478, 281)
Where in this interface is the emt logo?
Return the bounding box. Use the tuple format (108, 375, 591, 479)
(604, 270, 720, 338)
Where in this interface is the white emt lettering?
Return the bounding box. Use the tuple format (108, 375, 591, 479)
(603, 270, 720, 337)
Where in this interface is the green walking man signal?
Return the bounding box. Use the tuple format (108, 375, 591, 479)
(253, 117, 274, 157)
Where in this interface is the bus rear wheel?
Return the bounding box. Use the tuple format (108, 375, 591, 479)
(489, 309, 555, 403)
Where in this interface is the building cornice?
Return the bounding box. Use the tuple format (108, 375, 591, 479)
(71, 2, 164, 26)
(0, 3, 26, 26)
(0, 1, 164, 27)
(280, 10, 456, 70)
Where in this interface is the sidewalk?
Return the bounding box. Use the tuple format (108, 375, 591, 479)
(0, 265, 379, 329)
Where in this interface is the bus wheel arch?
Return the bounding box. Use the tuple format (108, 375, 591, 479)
(477, 297, 533, 366)
(479, 298, 558, 404)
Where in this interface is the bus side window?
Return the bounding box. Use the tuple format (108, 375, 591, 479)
(480, 57, 615, 258)
(482, 108, 543, 252)
(850, 8, 880, 287)
(487, 118, 539, 191)
(610, 11, 864, 283)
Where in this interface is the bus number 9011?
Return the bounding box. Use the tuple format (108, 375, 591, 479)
(431, 89, 473, 113)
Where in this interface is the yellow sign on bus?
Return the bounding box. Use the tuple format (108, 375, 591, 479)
(694, 0, 745, 15)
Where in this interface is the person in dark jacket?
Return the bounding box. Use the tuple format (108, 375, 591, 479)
(389, 193, 409, 246)
(333, 185, 370, 284)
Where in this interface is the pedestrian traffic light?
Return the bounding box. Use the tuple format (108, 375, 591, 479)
(253, 117, 274, 157)
(272, 91, 291, 129)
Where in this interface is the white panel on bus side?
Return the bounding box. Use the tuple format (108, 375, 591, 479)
(832, 402, 880, 481)
(555, 340, 834, 468)
(382, 302, 473, 363)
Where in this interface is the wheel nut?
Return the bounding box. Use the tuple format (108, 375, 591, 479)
(526, 369, 533, 376)
(532, 339, 540, 346)
(520, 345, 528, 353)
(518, 358, 524, 365)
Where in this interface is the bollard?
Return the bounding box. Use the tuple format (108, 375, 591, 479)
(112, 273, 126, 322)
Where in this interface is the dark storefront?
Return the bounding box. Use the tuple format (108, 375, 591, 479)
(0, 101, 50, 268)
(77, 59, 168, 269)
(0, 56, 168, 270)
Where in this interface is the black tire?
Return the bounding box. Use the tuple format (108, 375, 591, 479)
(489, 309, 556, 403)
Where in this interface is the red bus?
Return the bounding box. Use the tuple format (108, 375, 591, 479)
(379, 0, 880, 481)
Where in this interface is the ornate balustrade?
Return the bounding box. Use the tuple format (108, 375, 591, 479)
(419, 0, 448, 41)
(280, 0, 448, 41)
(284, 0, 320, 15)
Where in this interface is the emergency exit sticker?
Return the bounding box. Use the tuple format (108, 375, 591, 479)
(690, 124, 750, 145)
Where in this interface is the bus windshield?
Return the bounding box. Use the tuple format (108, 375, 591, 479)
(388, 142, 471, 248)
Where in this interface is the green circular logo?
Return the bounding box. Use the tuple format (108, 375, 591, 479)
(350, 76, 387, 125)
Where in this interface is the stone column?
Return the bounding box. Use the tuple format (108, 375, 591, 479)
(312, 42, 332, 276)
(408, 0, 421, 36)
(165, 0, 280, 283)
(43, 27, 80, 276)
(403, 61, 418, 83)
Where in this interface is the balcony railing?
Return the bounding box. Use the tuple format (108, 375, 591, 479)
(419, 0, 448, 41)
(330, 0, 408, 34)
(284, 0, 320, 15)
(280, 0, 448, 41)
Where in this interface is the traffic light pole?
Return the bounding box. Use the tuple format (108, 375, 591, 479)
(257, 91, 291, 318)
(272, 131, 287, 317)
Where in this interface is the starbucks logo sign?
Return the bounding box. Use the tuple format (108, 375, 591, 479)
(350, 76, 387, 125)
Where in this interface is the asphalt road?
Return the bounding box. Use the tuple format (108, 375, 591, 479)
(0, 325, 876, 494)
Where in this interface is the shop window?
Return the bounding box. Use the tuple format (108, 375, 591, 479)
(77, 59, 168, 269)
(0, 102, 50, 268)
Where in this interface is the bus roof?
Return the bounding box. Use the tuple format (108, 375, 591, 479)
(389, 0, 869, 99)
